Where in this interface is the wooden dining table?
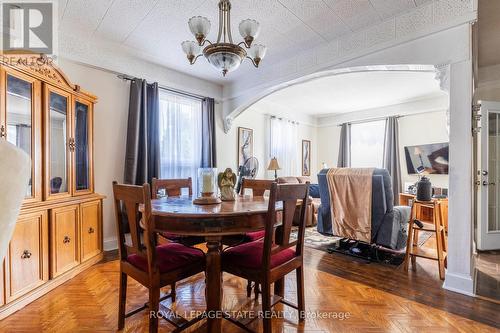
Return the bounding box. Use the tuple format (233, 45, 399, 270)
(148, 195, 281, 333)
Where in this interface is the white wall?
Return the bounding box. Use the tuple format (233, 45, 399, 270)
(316, 98, 450, 189)
(58, 58, 223, 251)
(216, 105, 319, 182)
(399, 111, 449, 189)
(317, 126, 342, 169)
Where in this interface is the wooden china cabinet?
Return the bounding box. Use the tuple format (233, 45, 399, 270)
(0, 55, 104, 319)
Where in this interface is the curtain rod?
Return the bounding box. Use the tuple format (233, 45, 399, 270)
(335, 108, 445, 127)
(118, 74, 206, 101)
(337, 115, 401, 127)
(269, 115, 300, 125)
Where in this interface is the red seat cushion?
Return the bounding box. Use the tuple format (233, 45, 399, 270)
(244, 230, 265, 242)
(222, 241, 296, 269)
(127, 243, 204, 273)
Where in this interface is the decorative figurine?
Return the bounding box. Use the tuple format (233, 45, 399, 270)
(218, 168, 237, 201)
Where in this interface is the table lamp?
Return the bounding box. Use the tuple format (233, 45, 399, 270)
(267, 157, 281, 180)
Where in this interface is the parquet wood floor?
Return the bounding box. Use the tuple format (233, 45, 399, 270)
(0, 246, 498, 333)
(475, 251, 500, 303)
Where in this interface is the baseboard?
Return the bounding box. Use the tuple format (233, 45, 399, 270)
(443, 271, 475, 296)
(103, 237, 118, 251)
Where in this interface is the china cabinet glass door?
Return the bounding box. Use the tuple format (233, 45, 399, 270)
(73, 98, 93, 195)
(1, 68, 41, 203)
(45, 85, 72, 200)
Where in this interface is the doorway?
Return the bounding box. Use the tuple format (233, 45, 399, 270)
(474, 101, 500, 302)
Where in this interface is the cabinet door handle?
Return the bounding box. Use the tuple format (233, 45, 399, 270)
(0, 125, 5, 138)
(63, 236, 71, 244)
(68, 138, 75, 152)
(88, 227, 95, 234)
(21, 250, 32, 259)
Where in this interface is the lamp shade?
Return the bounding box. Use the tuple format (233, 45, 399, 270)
(181, 41, 201, 56)
(239, 19, 261, 39)
(206, 51, 244, 75)
(248, 44, 267, 60)
(188, 16, 211, 38)
(267, 157, 281, 171)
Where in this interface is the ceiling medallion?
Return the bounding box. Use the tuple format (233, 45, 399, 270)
(181, 0, 267, 77)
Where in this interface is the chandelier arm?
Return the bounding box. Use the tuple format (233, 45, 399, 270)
(246, 56, 259, 68)
(189, 54, 203, 65)
(202, 39, 213, 46)
(237, 41, 249, 49)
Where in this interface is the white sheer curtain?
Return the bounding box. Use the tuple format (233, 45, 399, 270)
(158, 91, 202, 193)
(269, 116, 299, 177)
(350, 120, 386, 168)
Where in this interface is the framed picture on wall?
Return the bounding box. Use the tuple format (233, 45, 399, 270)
(238, 127, 253, 167)
(302, 140, 311, 176)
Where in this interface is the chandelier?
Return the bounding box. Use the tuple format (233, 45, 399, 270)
(181, 0, 267, 77)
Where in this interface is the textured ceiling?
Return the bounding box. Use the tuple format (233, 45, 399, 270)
(58, 0, 437, 83)
(254, 71, 446, 116)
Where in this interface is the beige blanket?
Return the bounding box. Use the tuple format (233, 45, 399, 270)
(326, 168, 374, 243)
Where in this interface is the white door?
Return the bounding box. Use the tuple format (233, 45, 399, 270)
(478, 101, 500, 250)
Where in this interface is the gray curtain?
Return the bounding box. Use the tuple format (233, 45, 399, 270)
(123, 79, 160, 185)
(383, 116, 401, 199)
(337, 123, 351, 167)
(201, 97, 217, 168)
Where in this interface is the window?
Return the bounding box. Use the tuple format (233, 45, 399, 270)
(158, 90, 202, 193)
(350, 120, 385, 168)
(269, 117, 299, 176)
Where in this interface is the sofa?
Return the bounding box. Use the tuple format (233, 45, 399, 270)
(316, 168, 410, 250)
(277, 176, 320, 227)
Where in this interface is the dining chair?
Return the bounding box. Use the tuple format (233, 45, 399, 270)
(239, 178, 275, 243)
(151, 177, 193, 198)
(222, 182, 310, 333)
(225, 178, 275, 297)
(151, 177, 204, 246)
(112, 181, 205, 333)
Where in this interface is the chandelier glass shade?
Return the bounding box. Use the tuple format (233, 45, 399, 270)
(182, 0, 267, 77)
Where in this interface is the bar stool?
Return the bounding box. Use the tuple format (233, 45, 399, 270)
(404, 200, 448, 280)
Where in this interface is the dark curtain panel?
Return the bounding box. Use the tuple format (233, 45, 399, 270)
(337, 123, 351, 167)
(201, 97, 217, 168)
(383, 116, 401, 199)
(123, 79, 160, 185)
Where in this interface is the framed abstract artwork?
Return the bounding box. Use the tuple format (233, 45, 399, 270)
(237, 127, 253, 167)
(302, 140, 311, 176)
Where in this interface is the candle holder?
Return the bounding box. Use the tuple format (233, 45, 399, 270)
(193, 168, 222, 205)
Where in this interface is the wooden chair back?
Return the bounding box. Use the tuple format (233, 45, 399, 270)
(151, 178, 193, 198)
(263, 182, 309, 269)
(240, 178, 274, 196)
(112, 181, 152, 261)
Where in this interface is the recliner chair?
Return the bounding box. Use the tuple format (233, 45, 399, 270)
(317, 168, 410, 250)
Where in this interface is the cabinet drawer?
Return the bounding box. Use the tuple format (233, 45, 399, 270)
(80, 201, 101, 262)
(5, 211, 49, 303)
(50, 205, 80, 278)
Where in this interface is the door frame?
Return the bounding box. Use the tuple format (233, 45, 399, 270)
(476, 100, 500, 250)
